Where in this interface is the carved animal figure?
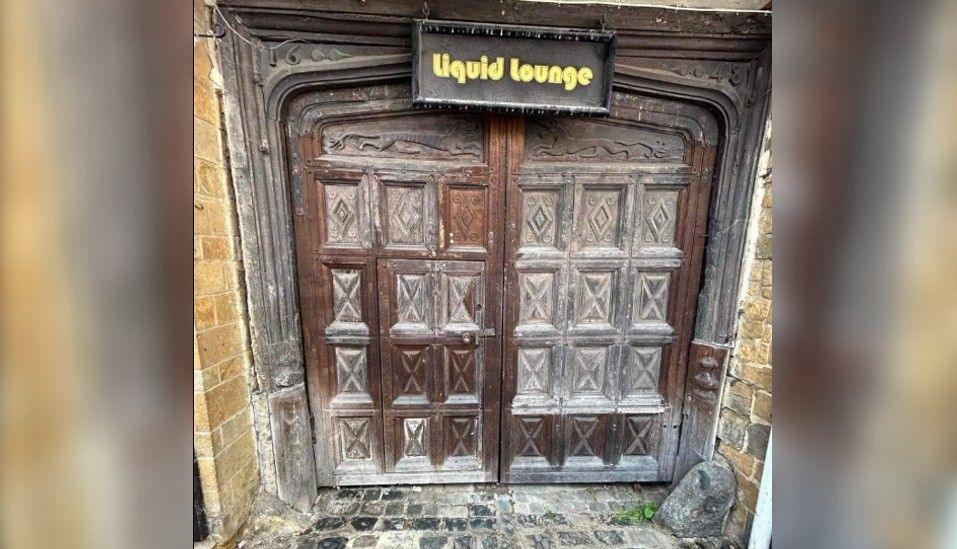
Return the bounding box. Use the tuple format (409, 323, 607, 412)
(325, 118, 482, 158)
(530, 120, 676, 160)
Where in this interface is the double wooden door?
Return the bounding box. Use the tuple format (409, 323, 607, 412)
(292, 85, 715, 486)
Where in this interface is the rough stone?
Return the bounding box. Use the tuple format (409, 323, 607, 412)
(557, 531, 592, 545)
(312, 517, 346, 531)
(453, 535, 475, 549)
(315, 537, 347, 549)
(594, 530, 625, 544)
(421, 535, 449, 549)
(351, 535, 377, 547)
(745, 423, 770, 458)
(350, 516, 378, 531)
(657, 456, 736, 537)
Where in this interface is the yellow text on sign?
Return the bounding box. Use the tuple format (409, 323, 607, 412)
(431, 54, 594, 91)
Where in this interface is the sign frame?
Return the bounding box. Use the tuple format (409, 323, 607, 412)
(412, 19, 616, 116)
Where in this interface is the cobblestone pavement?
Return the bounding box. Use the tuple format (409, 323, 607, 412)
(242, 484, 738, 549)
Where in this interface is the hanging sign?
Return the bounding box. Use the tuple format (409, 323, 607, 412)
(412, 20, 615, 116)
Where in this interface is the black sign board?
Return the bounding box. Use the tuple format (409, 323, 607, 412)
(412, 20, 616, 116)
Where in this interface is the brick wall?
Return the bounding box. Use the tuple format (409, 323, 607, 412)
(717, 123, 772, 542)
(193, 1, 260, 545)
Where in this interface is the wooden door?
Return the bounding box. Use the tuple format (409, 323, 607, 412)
(292, 85, 505, 485)
(500, 93, 717, 483)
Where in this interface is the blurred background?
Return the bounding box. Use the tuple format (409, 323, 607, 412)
(0, 0, 953, 548)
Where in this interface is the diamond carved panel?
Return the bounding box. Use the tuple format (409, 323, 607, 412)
(386, 185, 426, 246)
(516, 417, 547, 458)
(446, 416, 478, 459)
(445, 275, 477, 326)
(324, 183, 363, 245)
(634, 273, 670, 323)
(446, 346, 477, 397)
(517, 272, 555, 327)
(338, 417, 372, 461)
(567, 416, 601, 458)
(396, 273, 427, 326)
(334, 346, 368, 395)
(395, 346, 428, 398)
(517, 348, 550, 395)
(403, 418, 428, 458)
(621, 415, 658, 457)
(521, 190, 560, 247)
(570, 347, 607, 395)
(640, 190, 679, 247)
(574, 271, 615, 326)
(625, 346, 661, 394)
(330, 269, 362, 323)
(576, 188, 623, 249)
(447, 187, 486, 249)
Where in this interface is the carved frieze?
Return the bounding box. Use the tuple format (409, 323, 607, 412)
(525, 118, 684, 162)
(322, 115, 483, 160)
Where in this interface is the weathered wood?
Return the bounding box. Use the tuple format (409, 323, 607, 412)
(287, 86, 506, 485)
(215, 12, 318, 509)
(674, 340, 729, 478)
(500, 93, 719, 483)
(213, 1, 771, 500)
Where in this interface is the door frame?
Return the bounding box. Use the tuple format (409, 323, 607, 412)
(213, 1, 770, 510)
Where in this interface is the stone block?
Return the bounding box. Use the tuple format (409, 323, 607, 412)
(195, 432, 214, 458)
(724, 380, 753, 416)
(195, 392, 211, 432)
(194, 41, 213, 82)
(203, 236, 233, 260)
(196, 296, 217, 329)
(196, 456, 222, 514)
(195, 77, 220, 125)
(741, 363, 772, 392)
(206, 374, 248, 428)
(656, 456, 735, 537)
(197, 322, 243, 368)
(717, 410, 747, 450)
(195, 260, 229, 295)
(195, 118, 223, 163)
(195, 157, 228, 198)
(218, 354, 247, 383)
(753, 391, 771, 422)
(717, 441, 755, 478)
(746, 423, 770, 458)
(736, 474, 759, 513)
(215, 431, 257, 488)
(214, 292, 241, 324)
(218, 408, 253, 451)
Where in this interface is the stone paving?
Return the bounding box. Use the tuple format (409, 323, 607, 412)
(241, 484, 738, 549)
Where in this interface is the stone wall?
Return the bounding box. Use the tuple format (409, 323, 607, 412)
(193, 1, 261, 544)
(716, 123, 772, 542)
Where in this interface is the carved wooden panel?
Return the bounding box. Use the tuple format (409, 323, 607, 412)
(503, 98, 717, 483)
(572, 186, 627, 251)
(319, 179, 371, 249)
(443, 344, 479, 403)
(321, 114, 484, 161)
(525, 118, 684, 163)
(563, 415, 608, 466)
(639, 189, 679, 248)
(444, 187, 487, 251)
(389, 344, 431, 405)
(294, 99, 504, 486)
(445, 415, 479, 462)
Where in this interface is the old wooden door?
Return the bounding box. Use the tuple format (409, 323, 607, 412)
(499, 93, 718, 483)
(292, 85, 506, 486)
(293, 85, 716, 486)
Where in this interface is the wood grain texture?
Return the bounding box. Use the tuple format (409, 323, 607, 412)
(214, 2, 770, 502)
(500, 93, 719, 484)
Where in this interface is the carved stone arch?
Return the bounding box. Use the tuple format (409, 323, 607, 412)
(214, 3, 769, 507)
